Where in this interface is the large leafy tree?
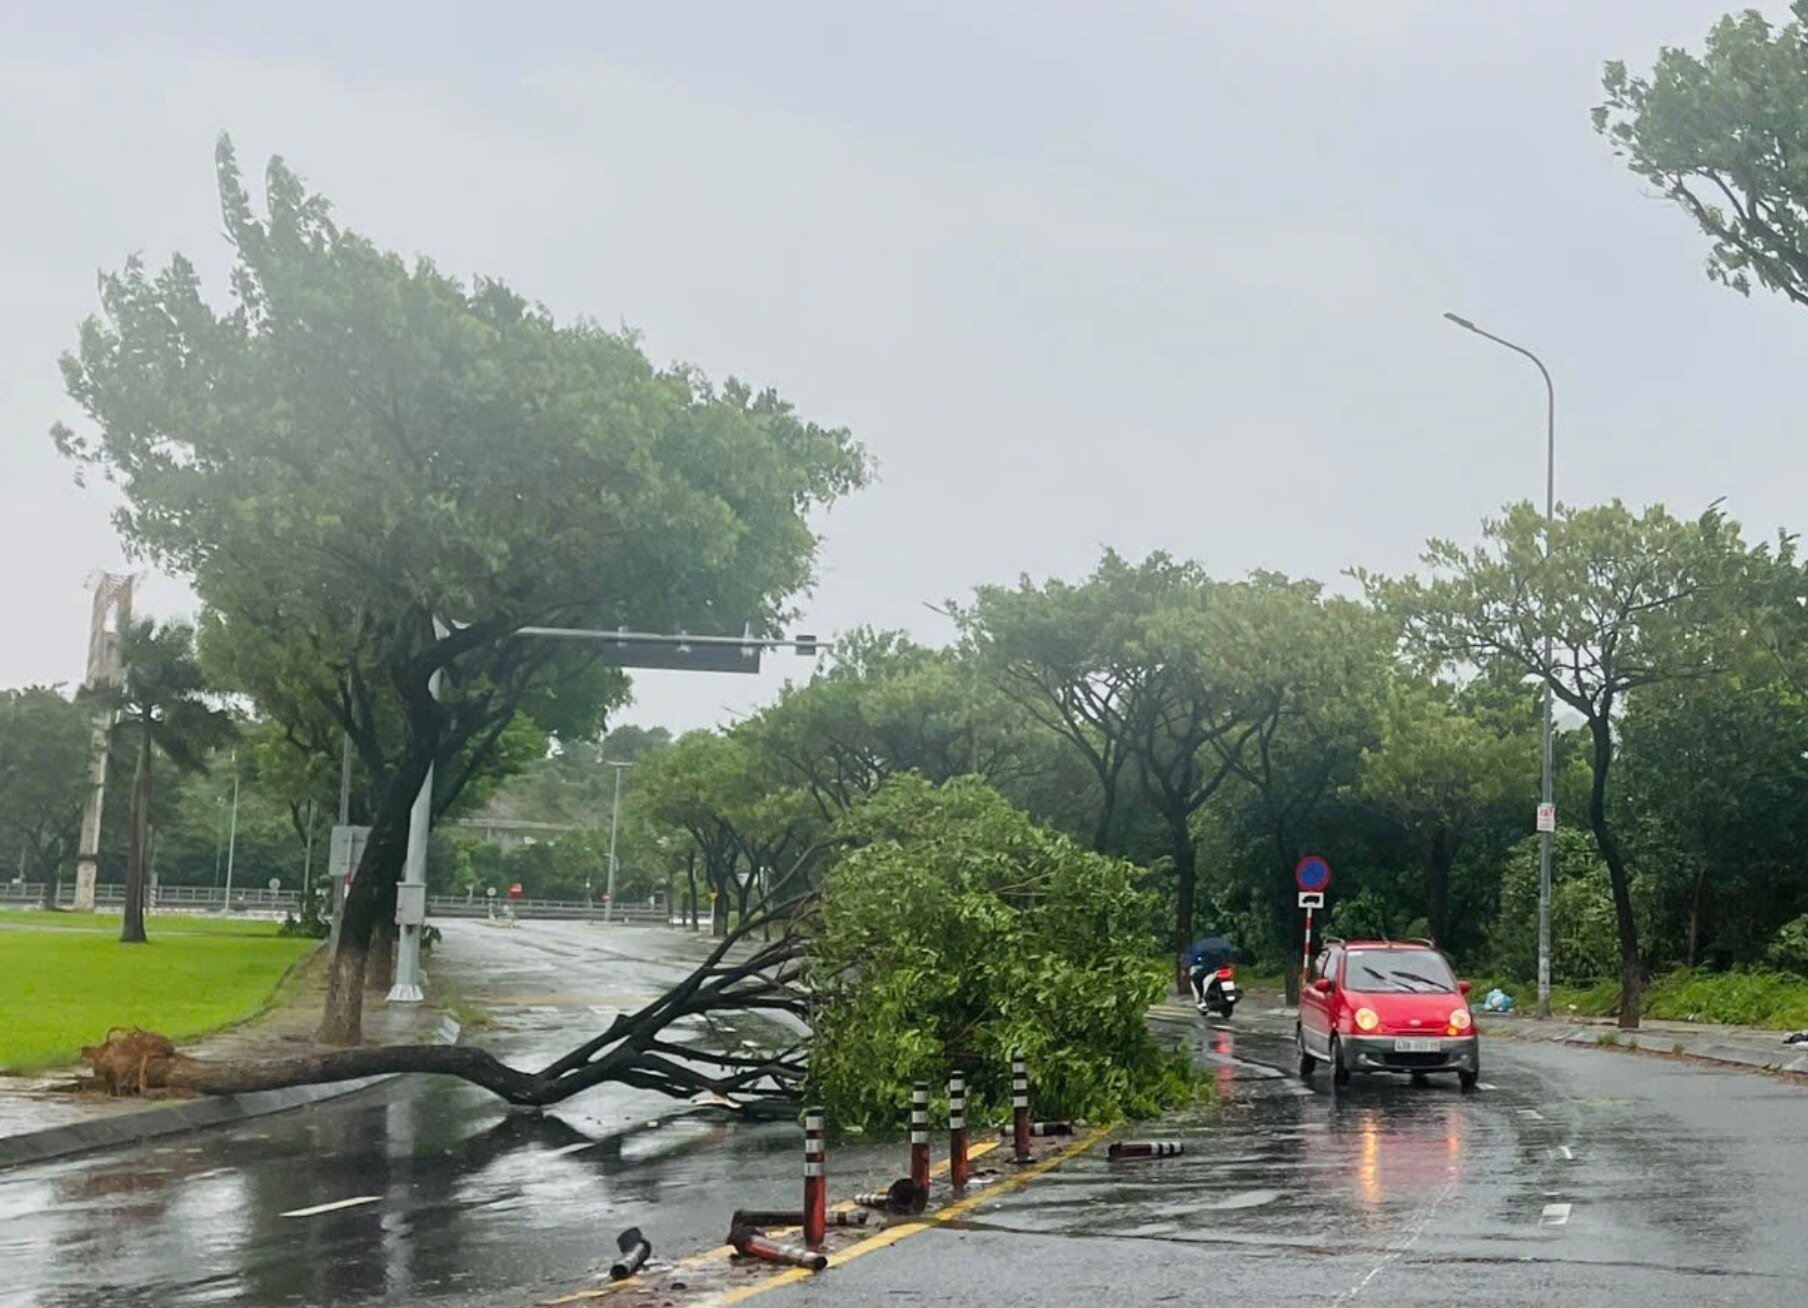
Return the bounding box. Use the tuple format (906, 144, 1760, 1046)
(960, 553, 1277, 976)
(1372, 501, 1760, 1027)
(638, 731, 819, 934)
(1356, 681, 1530, 948)
(1597, 2, 1808, 309)
(0, 687, 93, 903)
(92, 621, 234, 943)
(744, 629, 1045, 820)
(1617, 669, 1808, 968)
(54, 138, 867, 1040)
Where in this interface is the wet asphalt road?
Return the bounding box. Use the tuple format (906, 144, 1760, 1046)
(5, 946, 1807, 1308)
(0, 922, 908, 1308)
(768, 1010, 1808, 1308)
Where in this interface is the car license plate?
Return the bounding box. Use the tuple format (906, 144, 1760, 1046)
(1394, 1038, 1440, 1053)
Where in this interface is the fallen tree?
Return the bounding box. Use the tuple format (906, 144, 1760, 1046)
(81, 898, 815, 1115)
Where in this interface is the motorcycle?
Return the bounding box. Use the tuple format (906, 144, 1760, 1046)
(1193, 965, 1240, 1019)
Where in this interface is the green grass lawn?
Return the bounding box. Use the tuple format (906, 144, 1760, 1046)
(0, 913, 314, 1073)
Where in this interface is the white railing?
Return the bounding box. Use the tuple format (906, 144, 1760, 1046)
(1, 881, 673, 923)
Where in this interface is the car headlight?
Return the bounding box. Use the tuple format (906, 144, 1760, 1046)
(1354, 1007, 1380, 1032)
(1449, 1008, 1473, 1031)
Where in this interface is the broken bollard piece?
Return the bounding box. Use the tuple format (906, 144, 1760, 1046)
(730, 1226, 828, 1272)
(852, 1177, 929, 1215)
(1108, 1140, 1184, 1161)
(609, 1226, 652, 1281)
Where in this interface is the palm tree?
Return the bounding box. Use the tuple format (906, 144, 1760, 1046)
(97, 621, 233, 943)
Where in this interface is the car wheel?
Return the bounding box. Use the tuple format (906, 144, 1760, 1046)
(1330, 1036, 1351, 1087)
(1297, 1030, 1316, 1079)
(1458, 1068, 1478, 1093)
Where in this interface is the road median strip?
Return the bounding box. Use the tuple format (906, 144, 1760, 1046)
(697, 1128, 1111, 1306)
(545, 1135, 1049, 1305)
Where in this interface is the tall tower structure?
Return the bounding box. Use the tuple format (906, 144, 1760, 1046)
(72, 573, 133, 911)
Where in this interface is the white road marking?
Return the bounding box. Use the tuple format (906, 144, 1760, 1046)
(1332, 1177, 1456, 1300)
(1540, 1202, 1572, 1226)
(544, 1141, 597, 1158)
(1519, 1109, 1545, 1121)
(1549, 1145, 1574, 1161)
(280, 1195, 382, 1218)
(1477, 1082, 1498, 1091)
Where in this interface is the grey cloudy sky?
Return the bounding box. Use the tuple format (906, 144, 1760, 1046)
(4, 1, 1804, 733)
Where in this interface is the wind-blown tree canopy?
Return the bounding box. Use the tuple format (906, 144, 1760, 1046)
(0, 686, 93, 901)
(53, 136, 869, 1041)
(1597, 2, 1808, 309)
(1369, 500, 1763, 1027)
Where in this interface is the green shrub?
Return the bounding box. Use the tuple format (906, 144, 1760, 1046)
(1640, 967, 1808, 1029)
(808, 776, 1193, 1132)
(1766, 916, 1808, 976)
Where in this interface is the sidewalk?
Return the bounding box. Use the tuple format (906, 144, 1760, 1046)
(0, 947, 457, 1169)
(1481, 1010, 1808, 1076)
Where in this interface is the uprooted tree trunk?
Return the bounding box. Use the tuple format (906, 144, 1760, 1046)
(84, 896, 818, 1113)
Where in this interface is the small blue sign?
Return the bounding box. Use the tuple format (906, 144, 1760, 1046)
(1295, 855, 1332, 893)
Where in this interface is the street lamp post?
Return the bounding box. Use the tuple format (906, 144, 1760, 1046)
(602, 761, 632, 923)
(221, 757, 242, 912)
(1444, 312, 1557, 1020)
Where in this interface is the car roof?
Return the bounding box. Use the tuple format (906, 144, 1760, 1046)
(1336, 940, 1442, 951)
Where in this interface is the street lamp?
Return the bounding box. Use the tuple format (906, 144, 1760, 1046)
(602, 760, 632, 923)
(1444, 311, 1557, 1020)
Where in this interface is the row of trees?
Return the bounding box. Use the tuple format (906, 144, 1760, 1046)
(583, 509, 1808, 1029)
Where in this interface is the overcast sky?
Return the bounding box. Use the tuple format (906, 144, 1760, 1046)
(4, 1, 1804, 733)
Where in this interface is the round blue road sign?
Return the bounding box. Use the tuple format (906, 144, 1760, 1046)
(1294, 855, 1332, 893)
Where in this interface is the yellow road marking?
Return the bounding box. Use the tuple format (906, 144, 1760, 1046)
(547, 1140, 1003, 1303)
(697, 1126, 1112, 1306)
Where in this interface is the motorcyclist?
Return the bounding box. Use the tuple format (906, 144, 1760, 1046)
(1185, 934, 1236, 1006)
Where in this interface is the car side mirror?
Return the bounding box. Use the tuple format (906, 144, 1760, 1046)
(1458, 980, 1472, 996)
(1313, 978, 1333, 994)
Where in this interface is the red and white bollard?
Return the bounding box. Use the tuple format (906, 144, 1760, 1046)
(909, 1081, 931, 1191)
(1011, 1054, 1032, 1164)
(803, 1105, 826, 1248)
(948, 1073, 970, 1193)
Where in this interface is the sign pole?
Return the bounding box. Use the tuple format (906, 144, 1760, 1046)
(1302, 903, 1314, 986)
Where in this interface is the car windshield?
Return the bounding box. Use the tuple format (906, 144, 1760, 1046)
(1344, 950, 1457, 994)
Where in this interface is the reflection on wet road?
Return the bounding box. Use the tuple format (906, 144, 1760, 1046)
(771, 1009, 1808, 1307)
(0, 923, 905, 1308)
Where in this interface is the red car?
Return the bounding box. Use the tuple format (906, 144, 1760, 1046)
(1297, 938, 1479, 1090)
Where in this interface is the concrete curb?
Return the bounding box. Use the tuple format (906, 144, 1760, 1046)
(1486, 1020, 1808, 1077)
(0, 1014, 460, 1172)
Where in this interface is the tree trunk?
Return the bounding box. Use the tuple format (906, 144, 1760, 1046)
(1685, 866, 1706, 968)
(711, 887, 729, 938)
(1171, 819, 1196, 995)
(316, 745, 432, 1042)
(85, 900, 815, 1110)
(686, 856, 699, 930)
(1586, 717, 1642, 1029)
(120, 730, 151, 944)
(367, 909, 397, 995)
(317, 771, 417, 1045)
(1426, 826, 1453, 948)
